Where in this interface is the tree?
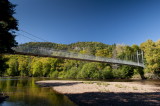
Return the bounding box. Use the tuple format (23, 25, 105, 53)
(101, 66, 113, 79)
(95, 49, 112, 58)
(6, 58, 18, 76)
(0, 56, 8, 76)
(78, 63, 100, 79)
(0, 0, 18, 76)
(140, 40, 160, 75)
(0, 0, 18, 53)
(31, 61, 43, 77)
(18, 56, 29, 76)
(41, 58, 51, 77)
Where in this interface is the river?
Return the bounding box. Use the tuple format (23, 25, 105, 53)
(0, 77, 75, 106)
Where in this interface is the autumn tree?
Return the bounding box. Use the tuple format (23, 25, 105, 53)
(140, 40, 160, 75)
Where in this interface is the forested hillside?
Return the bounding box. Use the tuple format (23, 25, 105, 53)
(2, 40, 160, 79)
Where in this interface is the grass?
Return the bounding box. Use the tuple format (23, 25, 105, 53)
(103, 83, 110, 87)
(115, 84, 126, 88)
(96, 82, 110, 86)
(83, 81, 111, 88)
(104, 88, 110, 92)
(132, 86, 138, 90)
(96, 82, 103, 85)
(83, 81, 94, 84)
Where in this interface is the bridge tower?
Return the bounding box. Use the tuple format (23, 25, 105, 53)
(137, 50, 144, 66)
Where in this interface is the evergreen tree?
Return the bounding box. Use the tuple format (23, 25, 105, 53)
(0, 0, 18, 53)
(0, 0, 18, 76)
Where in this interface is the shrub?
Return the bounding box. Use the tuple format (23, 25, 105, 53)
(49, 70, 59, 78)
(112, 65, 134, 79)
(77, 63, 100, 79)
(65, 67, 78, 79)
(101, 66, 113, 79)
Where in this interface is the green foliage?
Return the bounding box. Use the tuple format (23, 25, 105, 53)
(58, 71, 66, 78)
(41, 58, 51, 77)
(20, 42, 67, 50)
(49, 70, 59, 78)
(112, 69, 123, 78)
(140, 40, 160, 76)
(0, 55, 8, 76)
(63, 60, 78, 71)
(6, 58, 18, 76)
(112, 65, 134, 79)
(121, 65, 134, 78)
(1, 40, 140, 79)
(3, 39, 160, 79)
(18, 56, 29, 76)
(101, 66, 113, 79)
(64, 67, 79, 79)
(77, 63, 100, 79)
(31, 61, 43, 77)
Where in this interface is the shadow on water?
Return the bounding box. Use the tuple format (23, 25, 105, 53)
(0, 77, 76, 106)
(36, 82, 80, 87)
(66, 92, 160, 106)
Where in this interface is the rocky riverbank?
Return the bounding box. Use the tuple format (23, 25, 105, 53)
(36, 80, 160, 106)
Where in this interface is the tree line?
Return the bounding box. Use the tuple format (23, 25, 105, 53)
(2, 40, 159, 79)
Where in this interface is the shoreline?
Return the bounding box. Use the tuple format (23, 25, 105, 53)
(36, 80, 160, 106)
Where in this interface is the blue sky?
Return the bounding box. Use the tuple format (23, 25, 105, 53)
(10, 0, 160, 45)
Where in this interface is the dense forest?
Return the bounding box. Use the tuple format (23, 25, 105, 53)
(1, 40, 160, 79)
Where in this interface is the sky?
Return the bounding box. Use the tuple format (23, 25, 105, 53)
(10, 0, 160, 45)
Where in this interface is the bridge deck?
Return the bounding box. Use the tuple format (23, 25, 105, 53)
(12, 52, 144, 68)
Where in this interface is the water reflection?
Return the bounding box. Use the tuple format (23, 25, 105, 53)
(0, 78, 75, 106)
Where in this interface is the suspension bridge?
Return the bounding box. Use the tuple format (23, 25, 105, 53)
(11, 30, 145, 68)
(11, 46, 145, 68)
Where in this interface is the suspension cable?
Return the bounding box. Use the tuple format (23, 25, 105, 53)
(16, 32, 38, 42)
(19, 29, 49, 42)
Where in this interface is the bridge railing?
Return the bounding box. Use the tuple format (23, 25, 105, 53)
(12, 46, 145, 67)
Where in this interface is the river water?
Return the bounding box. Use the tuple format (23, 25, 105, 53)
(0, 78, 75, 106)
